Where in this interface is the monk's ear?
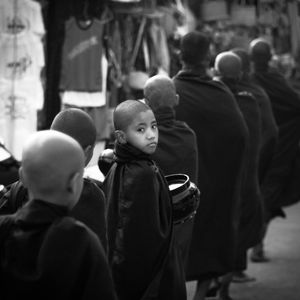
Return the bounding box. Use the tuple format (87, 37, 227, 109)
(67, 171, 83, 207)
(19, 167, 27, 188)
(83, 144, 95, 165)
(115, 130, 127, 144)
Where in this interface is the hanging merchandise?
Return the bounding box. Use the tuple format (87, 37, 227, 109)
(0, 0, 45, 160)
(287, 0, 300, 59)
(200, 0, 228, 22)
(258, 1, 277, 26)
(0, 33, 44, 82)
(59, 3, 113, 141)
(148, 18, 170, 74)
(126, 16, 150, 90)
(175, 0, 196, 35)
(60, 17, 106, 92)
(230, 2, 257, 26)
(0, 0, 45, 36)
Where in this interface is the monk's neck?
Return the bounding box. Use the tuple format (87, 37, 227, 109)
(182, 63, 209, 76)
(253, 62, 269, 72)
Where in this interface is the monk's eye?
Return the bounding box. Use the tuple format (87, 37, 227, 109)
(137, 127, 145, 133)
(152, 124, 157, 130)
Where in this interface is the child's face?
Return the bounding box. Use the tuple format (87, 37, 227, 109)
(124, 109, 158, 154)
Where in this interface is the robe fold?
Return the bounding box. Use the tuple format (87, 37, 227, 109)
(151, 106, 198, 184)
(228, 86, 264, 270)
(219, 79, 264, 254)
(151, 106, 199, 271)
(236, 92, 263, 245)
(0, 178, 108, 251)
(236, 76, 278, 184)
(252, 66, 300, 212)
(0, 200, 117, 300)
(173, 69, 248, 280)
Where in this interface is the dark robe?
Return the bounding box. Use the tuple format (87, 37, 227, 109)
(0, 200, 117, 300)
(151, 106, 198, 184)
(219, 78, 264, 270)
(102, 142, 186, 300)
(221, 79, 264, 249)
(173, 69, 248, 281)
(234, 92, 263, 266)
(236, 75, 278, 184)
(151, 106, 198, 271)
(252, 66, 300, 213)
(0, 178, 108, 252)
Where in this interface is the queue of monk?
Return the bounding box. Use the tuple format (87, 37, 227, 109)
(1, 30, 300, 300)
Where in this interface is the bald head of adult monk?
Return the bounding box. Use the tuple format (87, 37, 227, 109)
(50, 108, 96, 166)
(214, 51, 242, 81)
(143, 75, 179, 111)
(249, 38, 272, 65)
(19, 130, 85, 209)
(180, 31, 211, 68)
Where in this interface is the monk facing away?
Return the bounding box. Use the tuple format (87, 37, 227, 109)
(0, 130, 117, 300)
(173, 31, 248, 300)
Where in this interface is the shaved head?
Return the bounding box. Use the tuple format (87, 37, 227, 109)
(249, 38, 272, 64)
(214, 51, 242, 79)
(113, 100, 151, 131)
(50, 108, 96, 149)
(144, 75, 178, 111)
(231, 48, 251, 73)
(20, 130, 85, 206)
(180, 31, 211, 66)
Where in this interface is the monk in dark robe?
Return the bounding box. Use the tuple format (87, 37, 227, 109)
(231, 48, 279, 262)
(0, 130, 117, 300)
(102, 100, 186, 300)
(0, 109, 108, 251)
(144, 74, 199, 271)
(144, 75, 198, 183)
(250, 38, 300, 258)
(173, 31, 248, 300)
(231, 48, 278, 187)
(213, 51, 264, 298)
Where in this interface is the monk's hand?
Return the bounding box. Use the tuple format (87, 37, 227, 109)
(99, 149, 114, 163)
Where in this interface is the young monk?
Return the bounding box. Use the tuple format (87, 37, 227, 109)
(0, 130, 117, 299)
(0, 108, 108, 251)
(102, 100, 186, 300)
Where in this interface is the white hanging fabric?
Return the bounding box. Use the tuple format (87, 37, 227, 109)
(0, 0, 45, 160)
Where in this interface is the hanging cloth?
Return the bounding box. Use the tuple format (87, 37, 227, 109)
(287, 0, 300, 59)
(126, 16, 149, 90)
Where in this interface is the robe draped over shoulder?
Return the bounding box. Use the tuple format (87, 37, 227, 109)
(233, 90, 264, 268)
(151, 106, 198, 183)
(0, 200, 116, 300)
(252, 67, 300, 212)
(0, 178, 108, 252)
(151, 106, 199, 271)
(236, 78, 278, 184)
(173, 70, 248, 280)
